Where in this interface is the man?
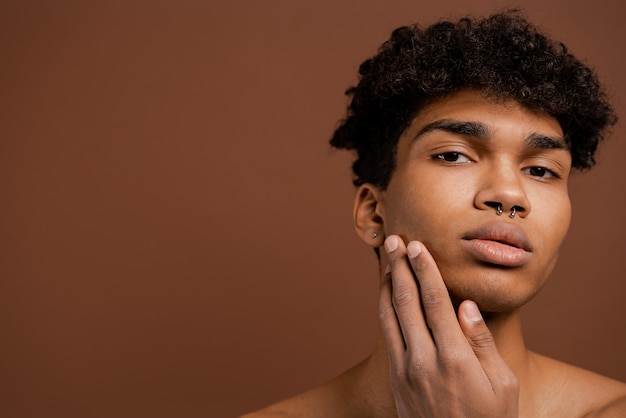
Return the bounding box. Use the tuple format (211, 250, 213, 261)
(243, 11, 626, 417)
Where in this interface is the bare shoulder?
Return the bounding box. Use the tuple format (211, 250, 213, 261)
(238, 388, 322, 418)
(530, 352, 626, 417)
(570, 367, 626, 418)
(238, 381, 350, 418)
(239, 360, 376, 418)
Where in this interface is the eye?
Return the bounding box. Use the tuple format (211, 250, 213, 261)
(433, 152, 471, 163)
(522, 166, 560, 179)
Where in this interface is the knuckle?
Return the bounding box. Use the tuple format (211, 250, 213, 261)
(500, 372, 519, 391)
(392, 285, 416, 309)
(469, 327, 494, 348)
(419, 286, 448, 309)
(438, 347, 468, 366)
(391, 362, 407, 380)
(406, 348, 436, 376)
(407, 358, 430, 380)
(495, 370, 519, 396)
(439, 348, 461, 363)
(378, 304, 396, 323)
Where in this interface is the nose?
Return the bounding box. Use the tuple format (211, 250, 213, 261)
(474, 162, 531, 218)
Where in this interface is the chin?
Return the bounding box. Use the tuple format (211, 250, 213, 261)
(442, 267, 548, 313)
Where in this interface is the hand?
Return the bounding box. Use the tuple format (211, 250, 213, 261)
(379, 235, 519, 417)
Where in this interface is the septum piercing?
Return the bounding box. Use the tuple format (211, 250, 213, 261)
(496, 205, 517, 218)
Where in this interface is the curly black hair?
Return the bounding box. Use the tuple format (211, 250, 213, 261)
(330, 11, 617, 189)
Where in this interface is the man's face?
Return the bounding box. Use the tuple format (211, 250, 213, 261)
(377, 90, 572, 312)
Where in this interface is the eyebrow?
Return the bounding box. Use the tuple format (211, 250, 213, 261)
(413, 118, 568, 150)
(415, 119, 489, 141)
(523, 132, 569, 150)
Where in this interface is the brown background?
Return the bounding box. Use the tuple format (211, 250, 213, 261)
(1, 1, 625, 417)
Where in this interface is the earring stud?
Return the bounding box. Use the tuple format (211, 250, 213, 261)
(370, 232, 378, 238)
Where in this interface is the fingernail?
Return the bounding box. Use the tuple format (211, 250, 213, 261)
(384, 236, 398, 253)
(465, 301, 483, 322)
(406, 241, 421, 259)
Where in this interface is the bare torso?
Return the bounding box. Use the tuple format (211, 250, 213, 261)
(242, 350, 626, 418)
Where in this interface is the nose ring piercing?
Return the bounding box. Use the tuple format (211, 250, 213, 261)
(495, 204, 518, 218)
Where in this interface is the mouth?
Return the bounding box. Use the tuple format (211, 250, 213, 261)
(461, 223, 533, 267)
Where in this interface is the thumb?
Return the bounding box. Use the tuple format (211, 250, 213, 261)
(458, 300, 505, 367)
(459, 300, 519, 395)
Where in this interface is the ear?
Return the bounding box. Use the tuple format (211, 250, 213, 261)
(353, 183, 385, 247)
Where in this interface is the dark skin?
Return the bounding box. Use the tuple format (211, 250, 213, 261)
(374, 235, 626, 417)
(380, 237, 518, 417)
(242, 91, 626, 417)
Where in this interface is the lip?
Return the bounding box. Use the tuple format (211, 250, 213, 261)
(461, 223, 533, 267)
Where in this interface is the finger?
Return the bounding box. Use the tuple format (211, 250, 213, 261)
(384, 235, 432, 351)
(405, 241, 465, 347)
(379, 266, 406, 361)
(458, 300, 516, 385)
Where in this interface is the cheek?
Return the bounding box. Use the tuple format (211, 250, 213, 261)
(383, 196, 428, 239)
(382, 172, 474, 240)
(530, 193, 571, 282)
(383, 192, 459, 242)
(541, 193, 571, 247)
(535, 197, 571, 291)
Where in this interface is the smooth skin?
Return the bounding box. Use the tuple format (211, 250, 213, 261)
(242, 91, 626, 417)
(371, 90, 572, 314)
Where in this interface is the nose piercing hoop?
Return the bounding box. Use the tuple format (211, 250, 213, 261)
(509, 207, 517, 218)
(496, 205, 503, 216)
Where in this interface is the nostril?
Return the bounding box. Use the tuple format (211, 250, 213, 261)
(485, 201, 502, 210)
(485, 201, 504, 216)
(509, 205, 524, 218)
